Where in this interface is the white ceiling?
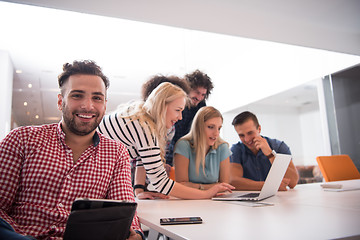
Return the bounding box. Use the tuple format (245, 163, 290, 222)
(4, 0, 360, 55)
(1, 0, 360, 127)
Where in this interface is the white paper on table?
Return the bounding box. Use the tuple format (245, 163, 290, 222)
(321, 179, 360, 192)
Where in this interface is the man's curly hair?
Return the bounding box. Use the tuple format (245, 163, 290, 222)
(185, 70, 214, 100)
(58, 60, 109, 94)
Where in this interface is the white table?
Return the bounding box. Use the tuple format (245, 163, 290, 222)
(137, 182, 360, 240)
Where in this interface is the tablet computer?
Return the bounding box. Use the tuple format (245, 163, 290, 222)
(63, 198, 137, 240)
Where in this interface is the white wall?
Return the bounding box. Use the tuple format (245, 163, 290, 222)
(298, 105, 327, 165)
(222, 97, 328, 166)
(223, 106, 303, 166)
(0, 50, 13, 140)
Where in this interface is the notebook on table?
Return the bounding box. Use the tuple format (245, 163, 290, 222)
(321, 179, 360, 192)
(212, 153, 292, 201)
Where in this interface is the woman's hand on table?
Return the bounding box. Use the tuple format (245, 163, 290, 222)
(207, 182, 235, 197)
(136, 191, 169, 200)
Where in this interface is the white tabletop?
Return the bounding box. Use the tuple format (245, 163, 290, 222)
(137, 182, 360, 240)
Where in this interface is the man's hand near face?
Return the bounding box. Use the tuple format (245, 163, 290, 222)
(252, 135, 273, 157)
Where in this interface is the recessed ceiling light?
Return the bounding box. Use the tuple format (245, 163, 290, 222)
(28, 84, 32, 88)
(23, 102, 28, 106)
(16, 70, 22, 74)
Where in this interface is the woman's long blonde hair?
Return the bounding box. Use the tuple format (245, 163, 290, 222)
(116, 82, 187, 161)
(181, 106, 228, 175)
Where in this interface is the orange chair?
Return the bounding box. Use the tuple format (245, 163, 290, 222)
(316, 154, 360, 182)
(168, 166, 176, 180)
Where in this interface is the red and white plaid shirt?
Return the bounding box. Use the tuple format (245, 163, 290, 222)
(0, 123, 142, 239)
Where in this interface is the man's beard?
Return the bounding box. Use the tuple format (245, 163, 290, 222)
(190, 97, 199, 107)
(62, 104, 102, 136)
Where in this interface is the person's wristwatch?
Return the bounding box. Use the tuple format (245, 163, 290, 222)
(133, 184, 146, 196)
(266, 150, 277, 159)
(135, 230, 145, 240)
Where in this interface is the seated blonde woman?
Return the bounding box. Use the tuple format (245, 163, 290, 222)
(174, 106, 231, 190)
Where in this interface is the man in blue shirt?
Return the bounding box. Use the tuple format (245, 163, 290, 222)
(165, 70, 214, 165)
(230, 111, 299, 191)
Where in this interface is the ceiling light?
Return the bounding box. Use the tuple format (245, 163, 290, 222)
(23, 102, 28, 106)
(35, 115, 39, 119)
(28, 84, 32, 88)
(16, 70, 22, 74)
(45, 117, 61, 121)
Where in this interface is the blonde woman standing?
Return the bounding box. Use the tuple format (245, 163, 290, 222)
(98, 83, 233, 199)
(174, 106, 231, 190)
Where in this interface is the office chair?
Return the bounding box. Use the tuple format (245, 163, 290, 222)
(168, 166, 176, 180)
(316, 154, 360, 182)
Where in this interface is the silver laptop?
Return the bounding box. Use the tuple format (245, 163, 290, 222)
(212, 153, 292, 201)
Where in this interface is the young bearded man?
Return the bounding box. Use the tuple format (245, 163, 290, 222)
(230, 111, 299, 191)
(0, 60, 143, 240)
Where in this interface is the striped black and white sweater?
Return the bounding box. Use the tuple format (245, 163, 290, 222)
(98, 112, 174, 195)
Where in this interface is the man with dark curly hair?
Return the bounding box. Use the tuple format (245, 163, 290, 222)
(166, 70, 214, 165)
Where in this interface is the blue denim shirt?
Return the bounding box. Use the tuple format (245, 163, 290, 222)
(230, 136, 291, 181)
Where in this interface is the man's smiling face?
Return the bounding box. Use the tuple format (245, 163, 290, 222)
(234, 119, 261, 152)
(58, 74, 107, 136)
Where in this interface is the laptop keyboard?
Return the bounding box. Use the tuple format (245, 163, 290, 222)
(237, 193, 260, 198)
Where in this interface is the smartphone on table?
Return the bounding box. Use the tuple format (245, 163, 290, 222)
(160, 217, 203, 225)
